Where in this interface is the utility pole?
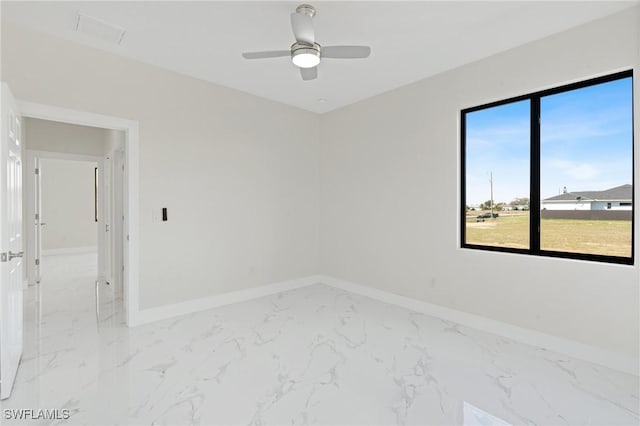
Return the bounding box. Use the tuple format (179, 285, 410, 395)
(489, 171, 494, 218)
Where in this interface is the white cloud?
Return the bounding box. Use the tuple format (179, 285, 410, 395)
(545, 159, 599, 180)
(565, 163, 599, 180)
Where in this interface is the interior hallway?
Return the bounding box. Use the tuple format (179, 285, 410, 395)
(0, 253, 637, 425)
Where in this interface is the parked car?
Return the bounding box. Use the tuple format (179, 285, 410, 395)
(476, 212, 499, 221)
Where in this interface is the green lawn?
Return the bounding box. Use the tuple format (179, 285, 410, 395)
(465, 212, 632, 257)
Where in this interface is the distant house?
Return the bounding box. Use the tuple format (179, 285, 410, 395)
(542, 184, 632, 211)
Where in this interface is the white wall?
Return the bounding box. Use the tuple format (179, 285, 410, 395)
(23, 116, 108, 156)
(2, 8, 637, 360)
(40, 158, 98, 251)
(104, 129, 125, 156)
(1, 22, 321, 310)
(319, 8, 639, 358)
(542, 202, 592, 210)
(591, 202, 633, 211)
(542, 201, 633, 211)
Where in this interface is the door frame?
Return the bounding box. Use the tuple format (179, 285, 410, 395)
(110, 147, 126, 300)
(18, 101, 139, 327)
(25, 151, 105, 283)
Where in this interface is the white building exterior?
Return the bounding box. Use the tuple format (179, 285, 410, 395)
(541, 185, 632, 211)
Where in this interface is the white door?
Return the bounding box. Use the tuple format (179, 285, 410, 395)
(0, 83, 23, 400)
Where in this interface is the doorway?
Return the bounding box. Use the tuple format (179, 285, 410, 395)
(26, 152, 125, 324)
(1, 92, 139, 400)
(27, 153, 102, 278)
(18, 101, 139, 326)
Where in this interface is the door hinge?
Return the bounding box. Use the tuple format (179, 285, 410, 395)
(106, 224, 110, 232)
(35, 213, 39, 220)
(35, 167, 39, 175)
(35, 258, 40, 266)
(1, 253, 7, 262)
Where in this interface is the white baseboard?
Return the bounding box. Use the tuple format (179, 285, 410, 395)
(320, 275, 639, 377)
(127, 273, 638, 376)
(130, 275, 324, 327)
(42, 246, 97, 256)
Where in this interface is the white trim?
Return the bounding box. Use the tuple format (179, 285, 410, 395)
(26, 150, 102, 163)
(131, 275, 323, 326)
(17, 101, 135, 132)
(319, 276, 639, 377)
(42, 246, 97, 256)
(18, 101, 139, 327)
(126, 271, 638, 375)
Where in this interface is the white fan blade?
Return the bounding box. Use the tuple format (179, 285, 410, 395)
(291, 13, 315, 44)
(300, 66, 317, 81)
(242, 50, 290, 59)
(322, 46, 371, 59)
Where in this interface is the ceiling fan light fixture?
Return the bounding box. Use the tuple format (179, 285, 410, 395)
(292, 48, 320, 68)
(242, 5, 371, 80)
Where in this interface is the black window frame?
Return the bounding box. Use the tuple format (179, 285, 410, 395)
(460, 70, 634, 265)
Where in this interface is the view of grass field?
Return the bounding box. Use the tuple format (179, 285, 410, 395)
(465, 212, 632, 257)
(466, 212, 529, 249)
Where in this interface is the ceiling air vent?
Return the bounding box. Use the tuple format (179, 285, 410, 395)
(75, 12, 126, 45)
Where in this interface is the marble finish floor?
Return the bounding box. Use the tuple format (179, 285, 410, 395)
(1, 254, 638, 425)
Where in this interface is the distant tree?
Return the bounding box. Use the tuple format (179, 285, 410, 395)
(482, 200, 494, 210)
(511, 197, 530, 206)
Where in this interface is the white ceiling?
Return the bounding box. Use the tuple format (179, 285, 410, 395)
(2, 1, 637, 114)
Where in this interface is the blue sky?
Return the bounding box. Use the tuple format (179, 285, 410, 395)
(465, 77, 632, 205)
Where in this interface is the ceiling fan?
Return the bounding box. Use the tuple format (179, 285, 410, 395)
(242, 4, 371, 81)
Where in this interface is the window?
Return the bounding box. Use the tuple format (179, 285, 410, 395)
(461, 70, 633, 264)
(463, 100, 530, 250)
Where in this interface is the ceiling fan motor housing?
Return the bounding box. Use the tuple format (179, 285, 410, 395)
(295, 4, 316, 18)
